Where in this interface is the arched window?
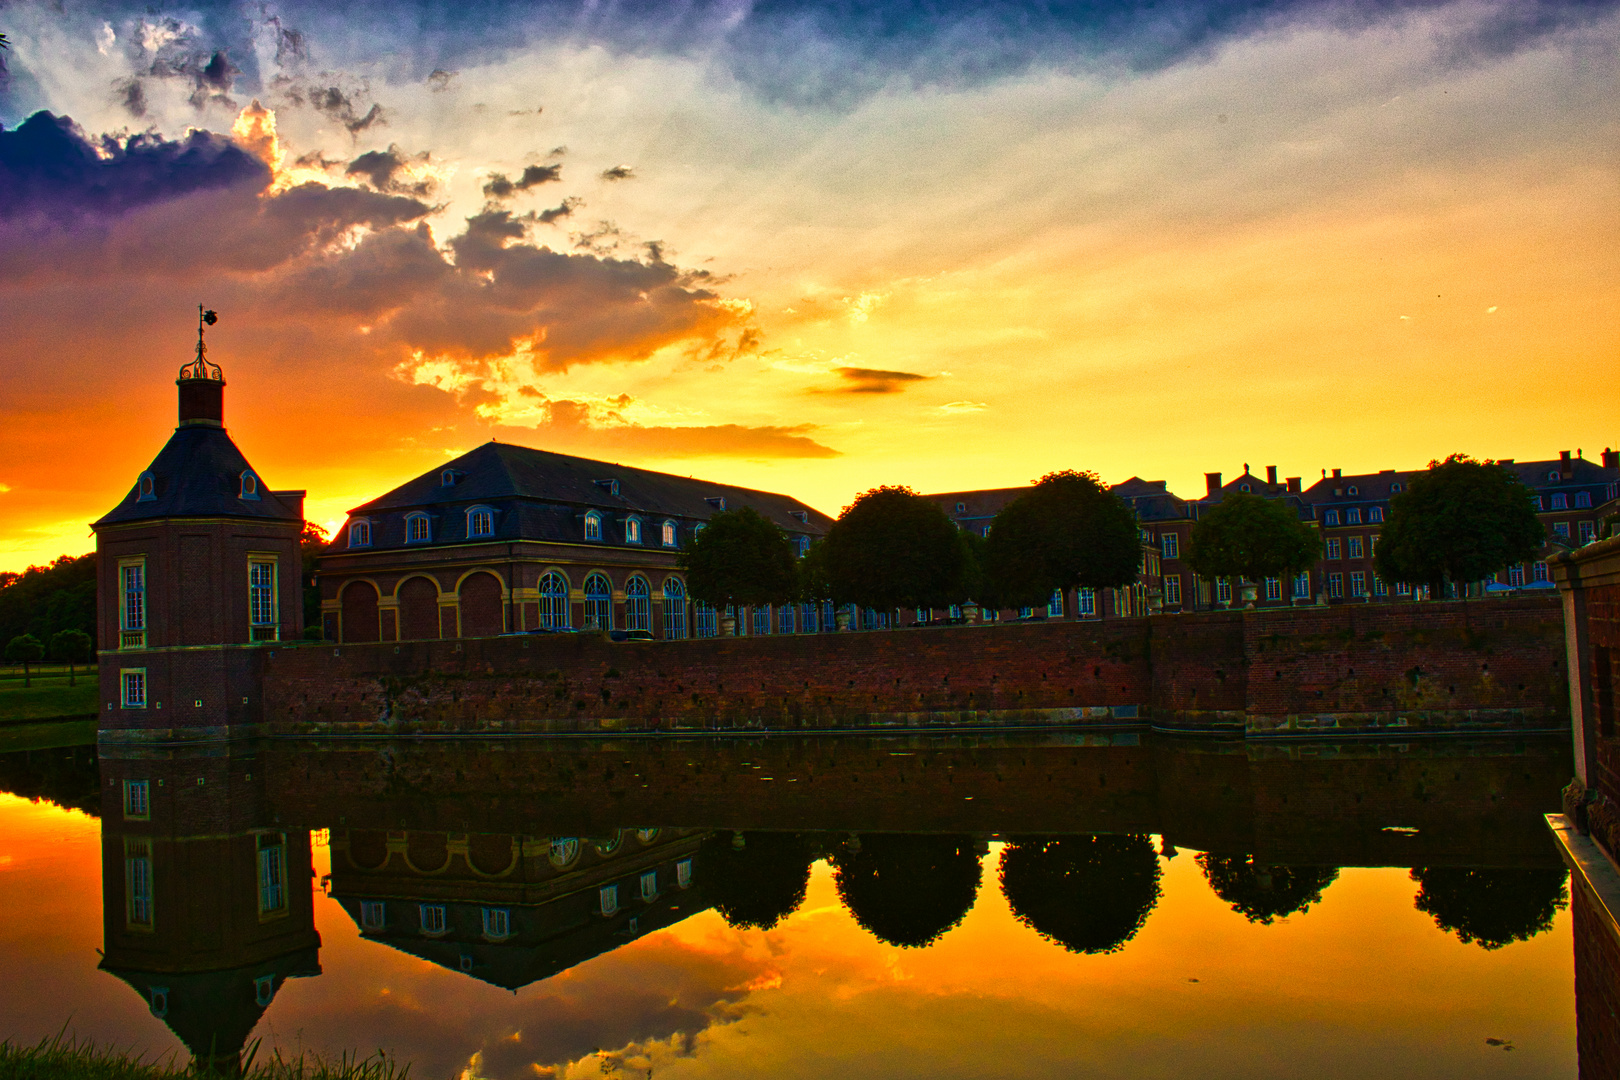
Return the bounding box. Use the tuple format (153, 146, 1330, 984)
(1391, 483, 1403, 493)
(956, 502, 966, 513)
(441, 469, 459, 487)
(625, 575, 651, 631)
(625, 517, 642, 544)
(583, 573, 612, 630)
(406, 513, 431, 543)
(548, 838, 580, 869)
(663, 578, 687, 639)
(239, 471, 260, 500)
(661, 520, 677, 547)
(1238, 483, 1251, 493)
(466, 506, 495, 538)
(1347, 485, 1359, 496)
(584, 512, 602, 541)
(1548, 471, 1560, 482)
(137, 472, 157, 502)
(1047, 589, 1064, 618)
(539, 571, 570, 629)
(348, 520, 371, 547)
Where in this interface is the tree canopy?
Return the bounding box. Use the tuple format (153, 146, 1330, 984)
(1197, 854, 1339, 924)
(678, 507, 798, 610)
(1373, 455, 1545, 594)
(819, 486, 967, 610)
(0, 553, 96, 653)
(833, 834, 982, 948)
(984, 471, 1141, 610)
(1410, 866, 1568, 950)
(998, 834, 1162, 954)
(1186, 492, 1319, 588)
(696, 831, 815, 931)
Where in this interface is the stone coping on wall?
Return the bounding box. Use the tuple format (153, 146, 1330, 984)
(1546, 813, 1620, 949)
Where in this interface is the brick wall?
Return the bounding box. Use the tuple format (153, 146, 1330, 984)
(1573, 877, 1620, 1080)
(256, 596, 1564, 738)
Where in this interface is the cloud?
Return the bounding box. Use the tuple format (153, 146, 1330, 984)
(488, 397, 839, 459)
(600, 164, 635, 181)
(427, 69, 458, 92)
(305, 84, 386, 134)
(939, 401, 987, 413)
(536, 197, 581, 224)
(481, 162, 562, 198)
(345, 145, 436, 196)
(823, 367, 931, 394)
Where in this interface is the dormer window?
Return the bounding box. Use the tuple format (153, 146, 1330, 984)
(441, 469, 459, 487)
(1347, 485, 1359, 496)
(625, 517, 642, 544)
(239, 471, 260, 500)
(1369, 506, 1384, 523)
(661, 520, 677, 547)
(1552, 493, 1569, 510)
(1239, 483, 1251, 493)
(1391, 483, 1403, 493)
(406, 513, 431, 543)
(1346, 508, 1361, 524)
(137, 472, 157, 502)
(791, 509, 809, 523)
(955, 503, 966, 514)
(595, 478, 621, 496)
(705, 496, 726, 511)
(1576, 492, 1592, 508)
(348, 520, 372, 548)
(1324, 509, 1340, 526)
(584, 511, 603, 541)
(467, 506, 495, 538)
(1548, 471, 1560, 482)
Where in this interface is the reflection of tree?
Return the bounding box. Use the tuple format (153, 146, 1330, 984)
(1410, 867, 1569, 950)
(1197, 854, 1340, 924)
(833, 834, 982, 948)
(999, 835, 1161, 954)
(697, 831, 814, 931)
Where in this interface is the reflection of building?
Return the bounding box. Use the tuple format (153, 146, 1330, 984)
(98, 751, 320, 1071)
(327, 827, 706, 989)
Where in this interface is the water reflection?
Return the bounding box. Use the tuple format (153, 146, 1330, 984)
(1000, 836, 1162, 954)
(833, 834, 983, 947)
(1197, 855, 1340, 925)
(696, 832, 814, 931)
(1410, 867, 1571, 951)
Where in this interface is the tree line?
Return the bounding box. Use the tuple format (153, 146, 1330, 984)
(1, 554, 95, 684)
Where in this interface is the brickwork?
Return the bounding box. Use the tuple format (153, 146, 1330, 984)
(1573, 875, 1620, 1080)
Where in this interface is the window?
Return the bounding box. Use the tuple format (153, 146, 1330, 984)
(625, 517, 642, 544)
(1533, 562, 1550, 583)
(1552, 493, 1569, 510)
(1294, 572, 1311, 599)
(624, 576, 651, 631)
(790, 510, 809, 523)
(361, 901, 387, 930)
(1239, 483, 1251, 493)
(661, 520, 677, 547)
(1163, 575, 1182, 606)
(1329, 573, 1344, 598)
(1548, 471, 1560, 482)
(1396, 581, 1411, 596)
(796, 535, 811, 558)
(778, 605, 796, 634)
(125, 837, 153, 929)
(800, 603, 819, 633)
(1509, 565, 1525, 586)
(1347, 485, 1358, 496)
(1554, 521, 1570, 539)
(861, 607, 890, 631)
(549, 837, 581, 868)
(1047, 589, 1065, 618)
(1345, 508, 1360, 525)
(600, 885, 620, 916)
(419, 904, 448, 935)
(693, 601, 717, 638)
(824, 600, 838, 631)
(441, 469, 458, 487)
(1581, 521, 1597, 544)
(583, 574, 612, 630)
(640, 871, 658, 902)
(1325, 538, 1342, 560)
(676, 859, 693, 888)
(119, 559, 147, 649)
(249, 559, 278, 642)
(1324, 510, 1340, 526)
(123, 779, 150, 820)
(663, 578, 687, 639)
(255, 976, 276, 1008)
(752, 605, 772, 635)
(1215, 579, 1231, 604)
(1350, 572, 1366, 597)
(348, 520, 371, 547)
(482, 907, 511, 940)
(1531, 496, 1544, 511)
(1390, 482, 1403, 493)
(406, 514, 431, 543)
(1265, 577, 1281, 601)
(137, 472, 156, 502)
(1161, 532, 1179, 559)
(1370, 506, 1384, 523)
(239, 471, 259, 500)
(1347, 537, 1364, 559)
(539, 571, 570, 629)
(982, 524, 991, 537)
(1576, 492, 1592, 508)
(584, 512, 603, 541)
(956, 502, 966, 513)
(257, 833, 288, 916)
(467, 507, 494, 537)
(121, 669, 147, 709)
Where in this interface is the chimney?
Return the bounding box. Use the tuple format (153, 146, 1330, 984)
(1561, 450, 1573, 480)
(1332, 468, 1341, 479)
(1603, 448, 1618, 469)
(1265, 465, 1278, 486)
(1205, 472, 1222, 497)
(1287, 477, 1301, 494)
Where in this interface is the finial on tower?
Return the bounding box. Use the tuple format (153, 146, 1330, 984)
(178, 304, 224, 382)
(176, 306, 226, 427)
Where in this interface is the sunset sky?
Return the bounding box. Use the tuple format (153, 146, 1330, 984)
(1, 0, 1616, 570)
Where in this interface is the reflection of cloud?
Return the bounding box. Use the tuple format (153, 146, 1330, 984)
(819, 367, 930, 394)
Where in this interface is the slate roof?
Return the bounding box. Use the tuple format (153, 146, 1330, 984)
(95, 425, 302, 527)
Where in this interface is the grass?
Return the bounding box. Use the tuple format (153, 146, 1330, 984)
(0, 718, 97, 753)
(0, 675, 98, 723)
(0, 1033, 410, 1080)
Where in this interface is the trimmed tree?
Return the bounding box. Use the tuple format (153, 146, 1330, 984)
(1374, 454, 1545, 598)
(678, 507, 797, 625)
(49, 629, 92, 687)
(1186, 492, 1320, 607)
(5, 633, 44, 688)
(820, 486, 968, 616)
(984, 470, 1141, 613)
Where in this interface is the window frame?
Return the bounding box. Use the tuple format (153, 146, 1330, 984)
(624, 516, 642, 545)
(582, 573, 613, 630)
(1347, 536, 1364, 559)
(661, 519, 677, 547)
(466, 505, 496, 538)
(119, 557, 147, 649)
(584, 511, 603, 542)
(662, 578, 687, 639)
(125, 836, 154, 931)
(1324, 509, 1340, 526)
(1161, 532, 1179, 559)
(1328, 573, 1344, 599)
(123, 779, 150, 821)
(248, 556, 279, 642)
(419, 903, 448, 936)
(256, 832, 289, 919)
(348, 520, 372, 548)
(624, 575, 652, 632)
(482, 907, 512, 941)
(1163, 574, 1182, 607)
(405, 513, 432, 544)
(1325, 537, 1342, 560)
(539, 570, 571, 629)
(121, 668, 147, 709)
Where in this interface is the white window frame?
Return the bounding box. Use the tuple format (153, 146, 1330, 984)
(780, 605, 798, 634)
(1533, 562, 1550, 583)
(257, 832, 288, 917)
(119, 558, 147, 649)
(121, 668, 147, 709)
(123, 779, 150, 820)
(348, 520, 371, 548)
(1554, 521, 1571, 539)
(676, 858, 693, 888)
(405, 513, 432, 543)
(1163, 575, 1182, 606)
(1077, 588, 1097, 616)
(1552, 493, 1569, 510)
(1576, 492, 1592, 508)
(1350, 571, 1366, 597)
(539, 570, 570, 629)
(1294, 572, 1311, 598)
(248, 556, 279, 642)
(584, 511, 603, 542)
(419, 903, 448, 935)
(1580, 521, 1596, 544)
(663, 578, 687, 639)
(640, 870, 659, 902)
(1215, 579, 1231, 604)
(582, 574, 612, 630)
(1265, 577, 1281, 601)
(693, 601, 717, 638)
(1372, 576, 1388, 597)
(625, 575, 651, 632)
(1509, 565, 1525, 587)
(1324, 510, 1340, 526)
(466, 506, 495, 538)
(1326, 537, 1342, 560)
(1047, 590, 1065, 618)
(1329, 573, 1344, 598)
(1347, 537, 1364, 559)
(1370, 506, 1384, 523)
(125, 837, 154, 930)
(1161, 532, 1179, 559)
(599, 884, 620, 916)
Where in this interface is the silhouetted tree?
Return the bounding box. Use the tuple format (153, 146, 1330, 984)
(0, 553, 96, 651)
(5, 633, 44, 687)
(301, 520, 329, 636)
(49, 629, 93, 687)
(1197, 854, 1339, 924)
(833, 834, 982, 947)
(1410, 866, 1568, 950)
(680, 507, 798, 611)
(1186, 493, 1320, 605)
(984, 472, 1141, 612)
(697, 831, 815, 930)
(960, 531, 1008, 615)
(820, 487, 967, 613)
(1374, 455, 1545, 597)
(998, 834, 1162, 954)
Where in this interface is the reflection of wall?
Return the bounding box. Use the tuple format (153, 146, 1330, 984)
(98, 752, 320, 1070)
(327, 828, 705, 989)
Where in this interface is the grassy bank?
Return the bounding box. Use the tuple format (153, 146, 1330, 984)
(0, 673, 97, 724)
(0, 1036, 408, 1080)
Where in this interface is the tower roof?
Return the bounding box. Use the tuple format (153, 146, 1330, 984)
(95, 425, 301, 527)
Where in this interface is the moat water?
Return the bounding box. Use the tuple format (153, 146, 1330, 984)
(0, 732, 1578, 1078)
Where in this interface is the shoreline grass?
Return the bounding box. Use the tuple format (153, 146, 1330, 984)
(0, 1034, 409, 1080)
(0, 676, 98, 724)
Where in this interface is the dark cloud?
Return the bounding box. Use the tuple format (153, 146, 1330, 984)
(826, 366, 931, 393)
(113, 17, 241, 111)
(537, 197, 581, 224)
(600, 164, 635, 181)
(309, 85, 386, 134)
(482, 163, 563, 199)
(427, 69, 459, 91)
(515, 399, 839, 458)
(345, 145, 435, 196)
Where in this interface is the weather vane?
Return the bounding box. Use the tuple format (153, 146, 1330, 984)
(179, 304, 223, 381)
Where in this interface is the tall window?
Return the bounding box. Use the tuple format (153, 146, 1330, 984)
(1047, 590, 1065, 618)
(694, 601, 717, 638)
(1554, 522, 1571, 539)
(348, 520, 371, 547)
(1531, 496, 1544, 511)
(778, 605, 796, 634)
(1324, 510, 1340, 526)
(625, 576, 651, 631)
(1161, 532, 1179, 559)
(1347, 537, 1364, 559)
(539, 571, 570, 628)
(1552, 493, 1569, 510)
(640, 871, 659, 902)
(1077, 588, 1097, 616)
(583, 574, 613, 630)
(600, 885, 620, 916)
(752, 605, 772, 635)
(121, 669, 147, 708)
(663, 579, 687, 639)
(467, 507, 494, 537)
(406, 514, 431, 543)
(125, 837, 153, 929)
(584, 512, 602, 541)
(482, 908, 511, 940)
(1350, 572, 1366, 597)
(419, 904, 448, 935)
(1576, 492, 1592, 508)
(123, 779, 150, 820)
(1216, 579, 1231, 604)
(1294, 572, 1311, 598)
(1163, 575, 1182, 606)
(1369, 506, 1384, 523)
(249, 559, 278, 642)
(257, 833, 288, 916)
(1372, 577, 1388, 597)
(625, 517, 642, 544)
(1581, 521, 1597, 544)
(800, 603, 819, 633)
(1509, 565, 1525, 586)
(360, 901, 387, 930)
(1329, 573, 1344, 598)
(662, 520, 677, 546)
(121, 560, 146, 649)
(1265, 577, 1281, 600)
(1533, 562, 1550, 583)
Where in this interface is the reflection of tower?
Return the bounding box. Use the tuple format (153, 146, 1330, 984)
(328, 827, 706, 989)
(92, 313, 305, 741)
(98, 750, 320, 1073)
